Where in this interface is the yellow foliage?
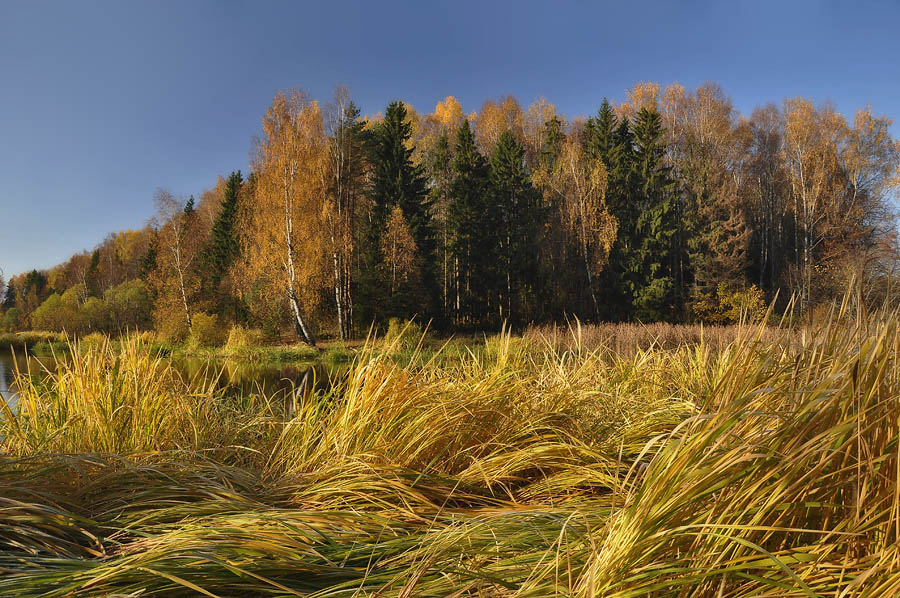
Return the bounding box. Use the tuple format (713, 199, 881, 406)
(189, 312, 226, 348)
(617, 81, 661, 121)
(225, 324, 265, 350)
(692, 283, 767, 324)
(475, 95, 524, 154)
(432, 95, 464, 129)
(240, 89, 330, 343)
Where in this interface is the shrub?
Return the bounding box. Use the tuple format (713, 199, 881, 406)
(692, 282, 767, 324)
(324, 342, 353, 363)
(1, 307, 21, 332)
(30, 286, 92, 335)
(383, 317, 426, 352)
(189, 312, 226, 348)
(80, 297, 109, 332)
(225, 325, 265, 350)
(30, 293, 79, 333)
(78, 332, 108, 349)
(154, 302, 190, 343)
(256, 343, 319, 362)
(103, 280, 152, 332)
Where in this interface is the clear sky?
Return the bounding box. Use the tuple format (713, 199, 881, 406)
(2, 0, 899, 277)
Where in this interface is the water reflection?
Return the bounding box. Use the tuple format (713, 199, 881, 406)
(1, 350, 58, 412)
(172, 356, 338, 399)
(0, 350, 12, 410)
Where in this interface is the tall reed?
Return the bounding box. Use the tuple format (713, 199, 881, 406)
(2, 306, 900, 596)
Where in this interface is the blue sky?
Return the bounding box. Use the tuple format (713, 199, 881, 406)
(2, 0, 899, 277)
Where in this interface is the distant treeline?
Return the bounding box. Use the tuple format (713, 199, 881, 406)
(3, 82, 899, 343)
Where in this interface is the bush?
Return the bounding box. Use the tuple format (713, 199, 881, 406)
(154, 303, 190, 343)
(103, 280, 152, 333)
(189, 312, 226, 348)
(692, 283, 767, 324)
(264, 343, 319, 362)
(225, 325, 265, 350)
(1, 307, 22, 332)
(80, 297, 109, 332)
(30, 293, 82, 334)
(383, 318, 426, 352)
(0, 330, 64, 350)
(78, 332, 108, 350)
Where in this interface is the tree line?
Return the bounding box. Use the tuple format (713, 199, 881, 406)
(3, 82, 899, 342)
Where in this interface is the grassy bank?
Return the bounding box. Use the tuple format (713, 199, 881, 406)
(0, 331, 67, 355)
(2, 320, 768, 365)
(2, 307, 900, 595)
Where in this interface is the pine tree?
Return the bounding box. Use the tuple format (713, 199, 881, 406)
(86, 249, 101, 296)
(594, 113, 639, 320)
(1, 282, 15, 310)
(203, 171, 243, 292)
(424, 131, 454, 318)
(632, 107, 678, 321)
(23, 270, 48, 298)
(583, 98, 617, 162)
(364, 101, 436, 323)
(139, 232, 158, 283)
(448, 121, 494, 325)
(489, 131, 544, 325)
(184, 195, 195, 217)
(540, 116, 564, 172)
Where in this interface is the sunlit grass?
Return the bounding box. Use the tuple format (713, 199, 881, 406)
(3, 300, 900, 595)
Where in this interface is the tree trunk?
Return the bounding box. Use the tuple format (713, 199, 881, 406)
(284, 182, 315, 346)
(343, 258, 353, 339)
(581, 216, 601, 322)
(332, 248, 345, 340)
(288, 285, 316, 346)
(177, 266, 192, 331)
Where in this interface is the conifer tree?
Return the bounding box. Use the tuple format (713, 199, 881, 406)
(424, 131, 454, 318)
(490, 130, 544, 325)
(539, 116, 564, 172)
(1, 281, 14, 310)
(448, 121, 495, 325)
(363, 101, 436, 323)
(203, 171, 243, 292)
(583, 98, 617, 162)
(592, 108, 639, 320)
(139, 232, 158, 283)
(632, 107, 678, 320)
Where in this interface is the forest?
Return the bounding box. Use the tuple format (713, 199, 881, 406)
(7, 78, 900, 595)
(2, 81, 899, 343)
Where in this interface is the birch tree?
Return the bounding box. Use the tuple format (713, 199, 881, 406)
(152, 190, 199, 335)
(242, 90, 329, 346)
(782, 98, 845, 311)
(325, 86, 367, 340)
(535, 130, 617, 321)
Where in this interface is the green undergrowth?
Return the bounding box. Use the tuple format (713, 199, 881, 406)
(0, 331, 65, 352)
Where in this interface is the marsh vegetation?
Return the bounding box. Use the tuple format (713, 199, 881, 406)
(2, 303, 899, 596)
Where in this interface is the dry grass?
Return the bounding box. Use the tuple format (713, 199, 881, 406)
(2, 301, 900, 596)
(524, 320, 782, 357)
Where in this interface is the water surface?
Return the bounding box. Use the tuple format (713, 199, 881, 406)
(0, 349, 55, 412)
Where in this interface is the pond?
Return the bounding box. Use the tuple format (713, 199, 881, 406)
(0, 348, 339, 413)
(0, 349, 55, 412)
